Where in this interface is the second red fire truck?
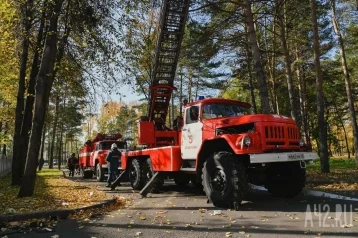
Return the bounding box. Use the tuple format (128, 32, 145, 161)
(79, 133, 127, 181)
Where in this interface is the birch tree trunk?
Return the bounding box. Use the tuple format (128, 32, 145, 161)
(295, 47, 311, 148)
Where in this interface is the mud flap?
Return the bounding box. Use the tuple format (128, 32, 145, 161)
(110, 170, 127, 190)
(139, 172, 164, 198)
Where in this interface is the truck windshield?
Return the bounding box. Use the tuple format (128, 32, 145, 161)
(202, 103, 250, 119)
(100, 142, 127, 150)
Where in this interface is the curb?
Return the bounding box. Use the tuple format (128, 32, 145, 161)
(0, 198, 116, 223)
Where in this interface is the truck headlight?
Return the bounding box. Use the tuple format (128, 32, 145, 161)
(299, 139, 305, 147)
(242, 135, 251, 147)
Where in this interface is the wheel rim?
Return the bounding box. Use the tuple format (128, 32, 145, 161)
(130, 165, 138, 182)
(146, 170, 152, 180)
(210, 168, 227, 192)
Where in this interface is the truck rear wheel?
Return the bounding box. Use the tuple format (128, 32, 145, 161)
(266, 161, 306, 197)
(96, 163, 105, 182)
(130, 159, 146, 190)
(146, 158, 164, 193)
(202, 152, 248, 209)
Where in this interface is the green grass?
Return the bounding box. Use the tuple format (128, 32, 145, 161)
(306, 158, 356, 172)
(37, 168, 62, 177)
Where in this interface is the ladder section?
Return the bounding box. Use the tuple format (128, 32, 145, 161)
(148, 0, 190, 123)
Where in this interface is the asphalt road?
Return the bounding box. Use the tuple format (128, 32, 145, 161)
(8, 177, 358, 238)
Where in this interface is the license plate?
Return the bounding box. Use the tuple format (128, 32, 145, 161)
(288, 153, 304, 160)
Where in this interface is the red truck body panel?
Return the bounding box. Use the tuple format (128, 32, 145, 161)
(122, 146, 182, 171)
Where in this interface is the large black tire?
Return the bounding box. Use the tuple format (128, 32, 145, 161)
(202, 152, 248, 209)
(130, 159, 146, 190)
(266, 161, 306, 197)
(96, 163, 105, 182)
(145, 158, 164, 193)
(174, 175, 190, 187)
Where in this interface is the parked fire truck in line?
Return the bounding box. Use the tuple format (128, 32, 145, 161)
(79, 133, 127, 181)
(112, 0, 318, 209)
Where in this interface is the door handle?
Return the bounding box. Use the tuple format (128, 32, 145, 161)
(182, 128, 187, 131)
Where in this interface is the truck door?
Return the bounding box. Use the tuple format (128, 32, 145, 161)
(181, 105, 202, 160)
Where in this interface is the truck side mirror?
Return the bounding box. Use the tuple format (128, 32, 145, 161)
(189, 106, 199, 121)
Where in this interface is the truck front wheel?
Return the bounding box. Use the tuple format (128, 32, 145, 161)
(130, 159, 146, 190)
(266, 161, 306, 197)
(202, 152, 248, 209)
(96, 163, 105, 182)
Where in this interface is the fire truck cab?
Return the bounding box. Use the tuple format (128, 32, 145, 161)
(79, 133, 127, 181)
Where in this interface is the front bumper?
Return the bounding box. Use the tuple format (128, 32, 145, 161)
(249, 152, 318, 164)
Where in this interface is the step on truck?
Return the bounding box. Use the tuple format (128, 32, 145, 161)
(113, 0, 319, 209)
(79, 133, 127, 181)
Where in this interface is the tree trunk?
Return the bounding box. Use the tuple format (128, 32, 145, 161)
(12, 0, 34, 186)
(244, 23, 257, 114)
(275, 0, 299, 124)
(194, 81, 199, 101)
(188, 68, 193, 103)
(18, 0, 64, 197)
(179, 66, 183, 116)
(333, 102, 350, 158)
(57, 129, 63, 170)
(330, 0, 358, 165)
(243, 0, 270, 114)
(49, 94, 59, 169)
(310, 0, 329, 173)
(40, 123, 46, 163)
(58, 93, 67, 170)
(2, 123, 8, 156)
(18, 4, 47, 179)
(295, 47, 311, 148)
(268, 18, 278, 114)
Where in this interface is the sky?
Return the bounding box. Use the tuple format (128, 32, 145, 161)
(111, 84, 143, 104)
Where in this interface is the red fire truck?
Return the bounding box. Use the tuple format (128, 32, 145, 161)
(112, 0, 318, 209)
(79, 133, 127, 181)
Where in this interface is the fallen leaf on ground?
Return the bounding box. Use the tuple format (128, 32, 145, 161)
(226, 232, 232, 237)
(341, 224, 354, 228)
(213, 210, 221, 215)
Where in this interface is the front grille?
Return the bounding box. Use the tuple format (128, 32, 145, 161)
(265, 126, 285, 139)
(263, 124, 300, 149)
(287, 126, 299, 139)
